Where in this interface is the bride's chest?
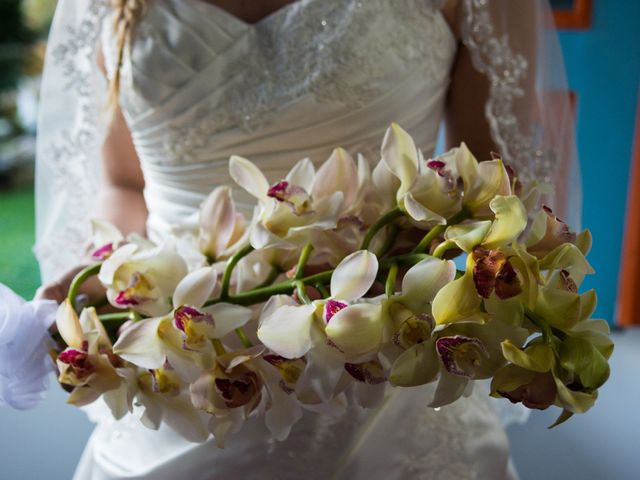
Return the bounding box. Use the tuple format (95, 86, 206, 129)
(102, 0, 456, 164)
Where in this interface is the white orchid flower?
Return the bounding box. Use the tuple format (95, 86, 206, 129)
(381, 123, 512, 223)
(99, 240, 188, 317)
(113, 266, 254, 376)
(230, 155, 343, 248)
(89, 219, 154, 261)
(198, 186, 249, 261)
(55, 302, 132, 418)
(190, 345, 266, 447)
(444, 195, 528, 253)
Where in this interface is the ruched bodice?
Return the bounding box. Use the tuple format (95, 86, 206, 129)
(101, 0, 456, 238)
(73, 2, 519, 478)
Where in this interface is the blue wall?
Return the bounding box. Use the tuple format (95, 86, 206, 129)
(558, 0, 640, 324)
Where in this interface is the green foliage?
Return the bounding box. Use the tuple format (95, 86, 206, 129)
(0, 0, 36, 93)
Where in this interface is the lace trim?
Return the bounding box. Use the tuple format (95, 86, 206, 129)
(461, 0, 557, 184)
(152, 0, 453, 164)
(34, 1, 110, 280)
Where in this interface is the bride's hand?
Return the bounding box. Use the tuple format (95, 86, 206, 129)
(35, 264, 105, 305)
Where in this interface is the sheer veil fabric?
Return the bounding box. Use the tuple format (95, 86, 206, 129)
(34, 1, 578, 478)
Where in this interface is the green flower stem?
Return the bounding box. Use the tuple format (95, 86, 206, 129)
(413, 209, 471, 254)
(294, 280, 312, 304)
(378, 224, 399, 257)
(220, 244, 254, 300)
(379, 253, 430, 268)
(412, 225, 445, 254)
(205, 253, 431, 308)
(205, 270, 333, 307)
(68, 263, 102, 312)
(255, 266, 282, 289)
(99, 312, 136, 322)
(315, 283, 330, 298)
(524, 307, 554, 345)
(234, 328, 253, 348)
(212, 338, 227, 356)
(87, 296, 109, 309)
(433, 240, 456, 258)
(385, 263, 398, 297)
(294, 243, 314, 280)
(360, 207, 404, 250)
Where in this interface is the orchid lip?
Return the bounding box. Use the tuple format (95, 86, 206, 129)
(267, 180, 289, 201)
(114, 291, 140, 306)
(92, 242, 114, 260)
(324, 300, 348, 323)
(174, 305, 214, 332)
(58, 348, 95, 378)
(214, 372, 260, 408)
(435, 336, 488, 378)
(426, 159, 446, 175)
(114, 272, 153, 306)
(344, 361, 386, 384)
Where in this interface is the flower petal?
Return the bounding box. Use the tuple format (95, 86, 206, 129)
(431, 269, 482, 325)
(401, 257, 456, 308)
(112, 317, 166, 369)
(199, 186, 237, 259)
(389, 339, 439, 387)
(330, 250, 379, 300)
(381, 123, 419, 198)
(257, 304, 316, 359)
(286, 157, 316, 193)
(229, 155, 270, 202)
(445, 221, 492, 253)
(428, 370, 469, 408)
(56, 300, 84, 349)
(312, 148, 358, 205)
(482, 195, 528, 249)
(325, 303, 384, 357)
(173, 266, 217, 308)
(402, 192, 446, 225)
(90, 219, 123, 249)
(205, 303, 253, 339)
(501, 340, 554, 373)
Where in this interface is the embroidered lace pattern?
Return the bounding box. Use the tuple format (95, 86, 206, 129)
(460, 0, 558, 184)
(34, 0, 110, 279)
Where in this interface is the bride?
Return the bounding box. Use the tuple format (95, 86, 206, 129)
(31, 0, 578, 478)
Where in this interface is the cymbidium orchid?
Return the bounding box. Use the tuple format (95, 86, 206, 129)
(379, 123, 512, 224)
(99, 241, 189, 317)
(55, 301, 132, 418)
(229, 155, 344, 249)
(35, 123, 611, 445)
(89, 219, 153, 261)
(198, 186, 249, 262)
(113, 266, 254, 377)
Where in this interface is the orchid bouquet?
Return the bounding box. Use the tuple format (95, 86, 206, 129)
(32, 124, 613, 445)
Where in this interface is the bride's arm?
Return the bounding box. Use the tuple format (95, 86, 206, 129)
(444, 44, 497, 159)
(441, 0, 497, 159)
(99, 105, 148, 237)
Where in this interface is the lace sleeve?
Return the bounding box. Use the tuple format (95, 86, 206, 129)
(459, 0, 581, 228)
(34, 0, 111, 283)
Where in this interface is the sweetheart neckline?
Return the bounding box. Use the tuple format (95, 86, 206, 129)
(186, 0, 310, 29)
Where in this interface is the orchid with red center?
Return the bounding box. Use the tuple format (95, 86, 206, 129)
(114, 266, 253, 373)
(55, 301, 132, 418)
(230, 155, 343, 249)
(36, 123, 611, 444)
(99, 241, 189, 317)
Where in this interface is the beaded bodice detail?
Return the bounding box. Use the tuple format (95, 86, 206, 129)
(99, 0, 458, 238)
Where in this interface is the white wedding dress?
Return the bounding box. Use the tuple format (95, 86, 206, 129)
(33, 0, 578, 478)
